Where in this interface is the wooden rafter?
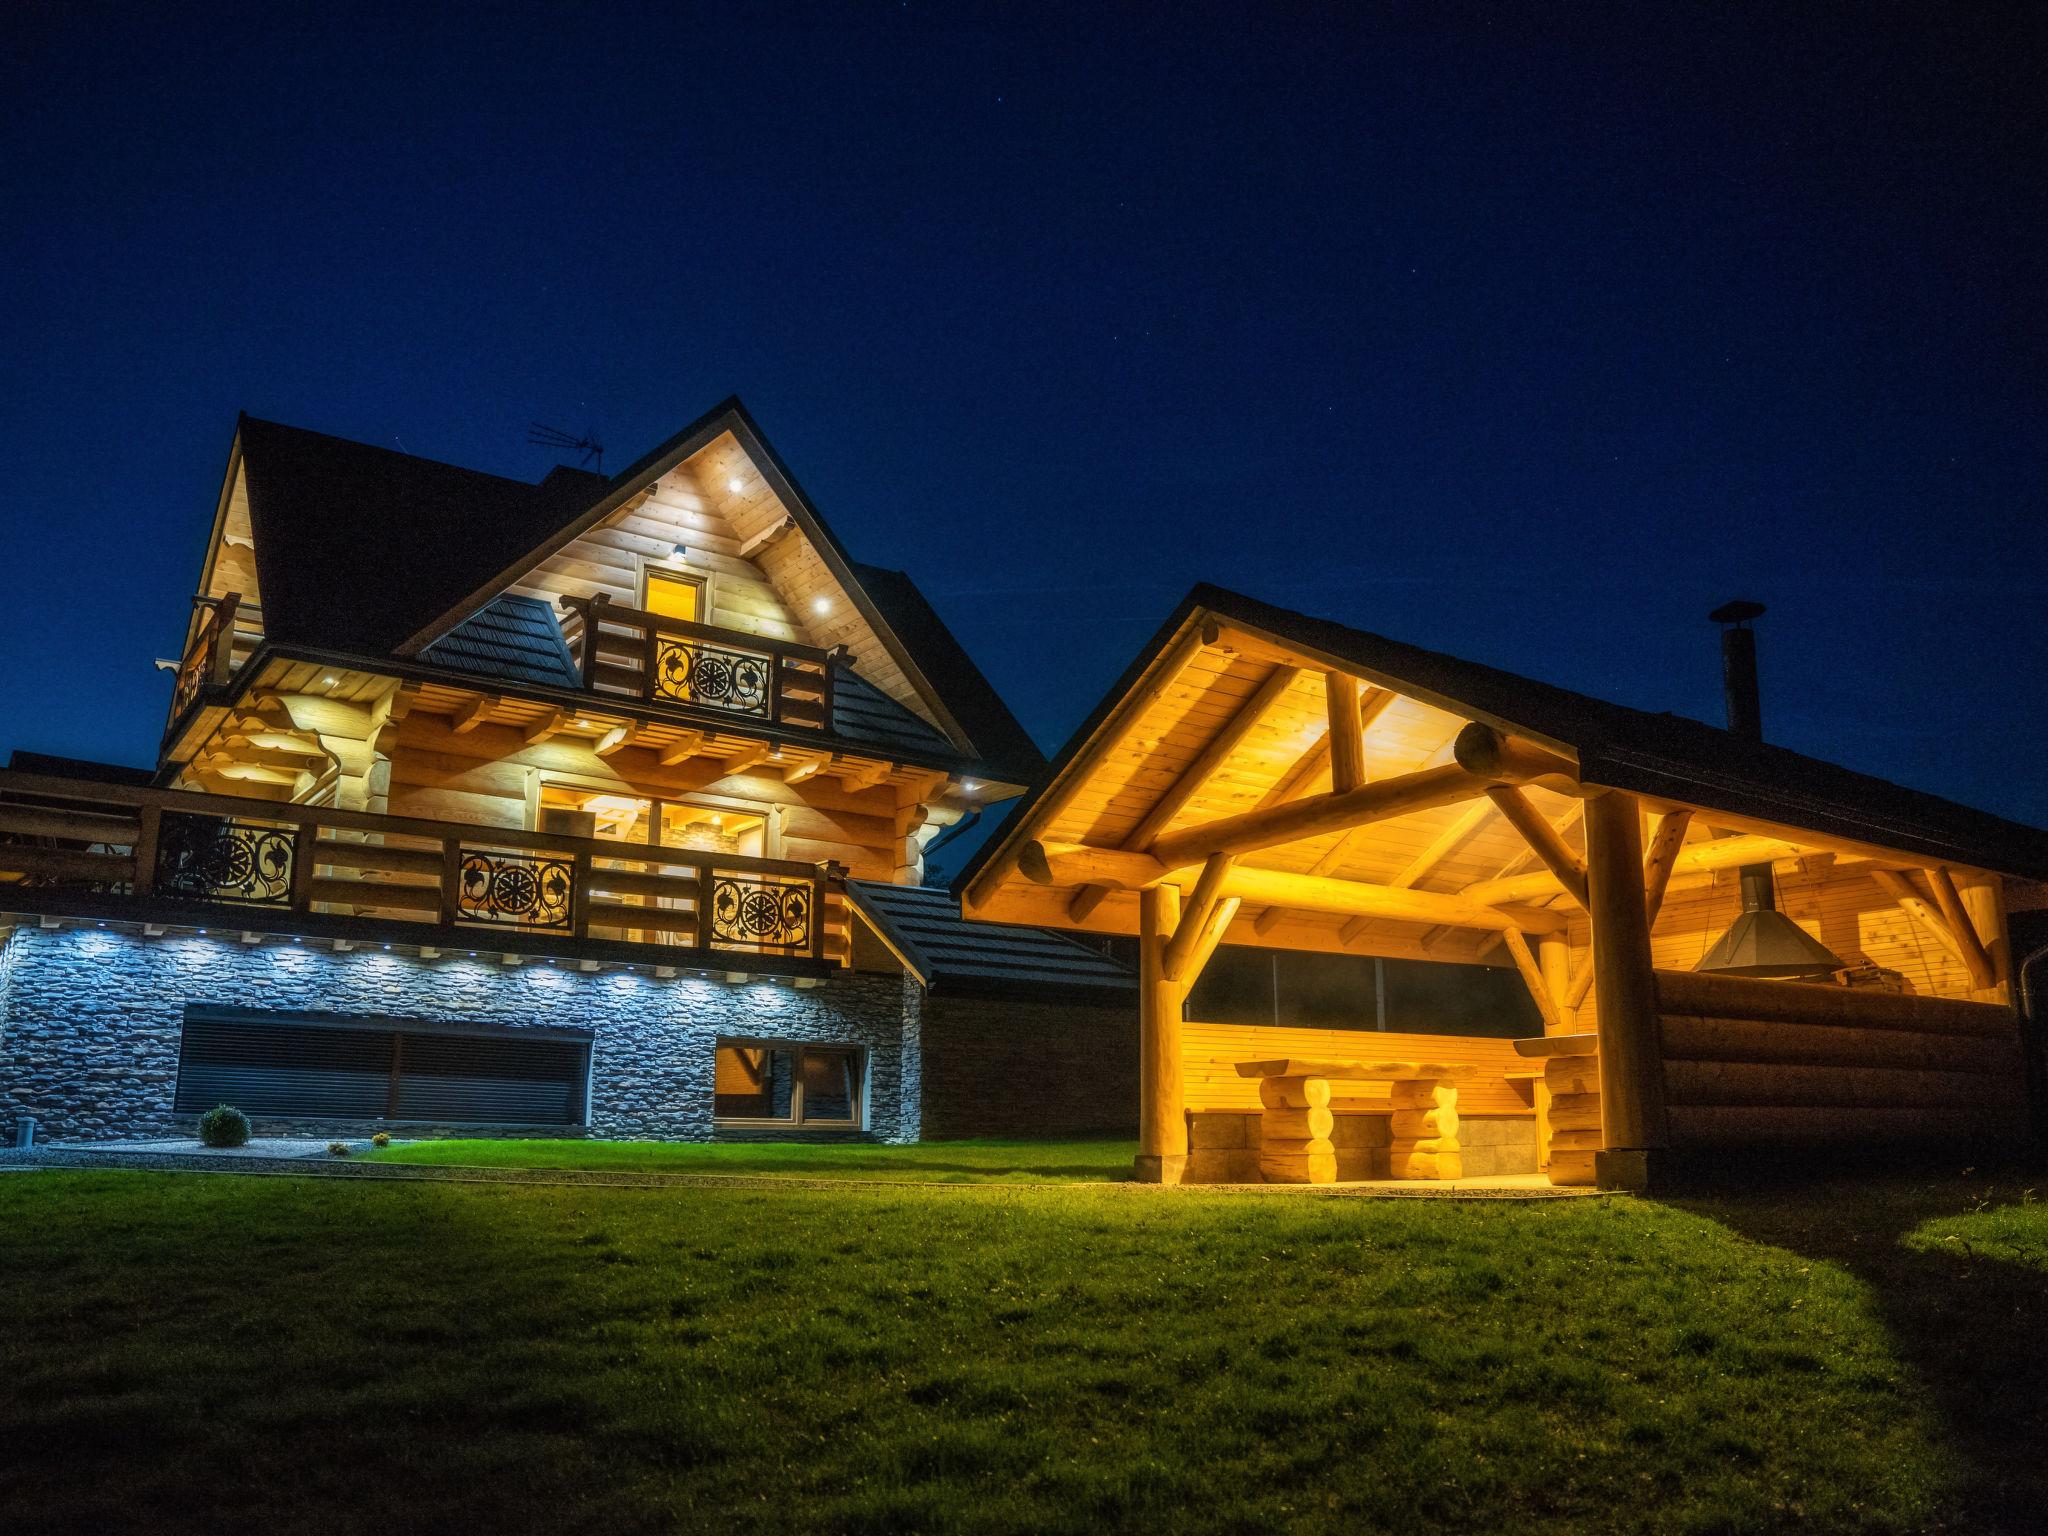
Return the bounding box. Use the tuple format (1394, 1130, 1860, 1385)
(1381, 799, 1497, 888)
(1871, 870, 1968, 965)
(1069, 664, 1299, 924)
(449, 696, 495, 735)
(522, 709, 567, 746)
(658, 730, 707, 766)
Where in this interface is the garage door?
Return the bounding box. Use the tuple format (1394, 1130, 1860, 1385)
(174, 1008, 591, 1126)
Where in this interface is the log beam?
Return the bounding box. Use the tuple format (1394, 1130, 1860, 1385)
(1926, 866, 1997, 990)
(1162, 854, 1235, 983)
(1501, 929, 1560, 1032)
(1871, 870, 1969, 966)
(1641, 809, 1694, 927)
(1465, 832, 1812, 908)
(1452, 724, 1582, 790)
(1484, 785, 1588, 908)
(1146, 762, 1488, 867)
(1018, 841, 1570, 933)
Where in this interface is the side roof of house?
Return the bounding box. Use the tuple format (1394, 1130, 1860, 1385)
(847, 880, 1135, 1000)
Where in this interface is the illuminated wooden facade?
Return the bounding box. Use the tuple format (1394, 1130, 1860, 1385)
(960, 587, 2044, 1189)
(118, 399, 1042, 970)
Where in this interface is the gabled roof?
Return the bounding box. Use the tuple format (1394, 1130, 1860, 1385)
(957, 584, 2048, 893)
(848, 881, 1135, 999)
(236, 415, 599, 655)
(220, 401, 1048, 787)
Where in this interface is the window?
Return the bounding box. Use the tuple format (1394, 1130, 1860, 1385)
(643, 568, 705, 623)
(538, 784, 767, 857)
(713, 1041, 864, 1128)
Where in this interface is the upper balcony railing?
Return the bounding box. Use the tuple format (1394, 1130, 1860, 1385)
(162, 593, 263, 744)
(558, 595, 842, 732)
(0, 771, 852, 973)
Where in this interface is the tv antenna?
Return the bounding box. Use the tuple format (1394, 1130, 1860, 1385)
(527, 421, 605, 472)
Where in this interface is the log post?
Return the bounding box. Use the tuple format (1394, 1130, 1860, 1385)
(1584, 788, 1666, 1190)
(1134, 882, 1187, 1185)
(1534, 933, 1574, 1172)
(1538, 935, 1574, 1034)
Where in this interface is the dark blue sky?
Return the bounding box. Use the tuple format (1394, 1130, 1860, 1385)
(3, 4, 2043, 868)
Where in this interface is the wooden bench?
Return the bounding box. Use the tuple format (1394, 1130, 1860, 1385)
(1236, 1058, 1507, 1183)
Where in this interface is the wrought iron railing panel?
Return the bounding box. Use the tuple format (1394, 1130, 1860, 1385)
(709, 872, 816, 952)
(457, 847, 575, 931)
(154, 811, 297, 907)
(650, 636, 774, 718)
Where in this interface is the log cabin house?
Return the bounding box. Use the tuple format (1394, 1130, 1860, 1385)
(0, 399, 1140, 1144)
(958, 586, 2048, 1189)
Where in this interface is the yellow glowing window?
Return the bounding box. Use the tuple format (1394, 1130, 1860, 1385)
(644, 570, 703, 624)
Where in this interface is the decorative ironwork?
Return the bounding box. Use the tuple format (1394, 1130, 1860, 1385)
(458, 847, 574, 930)
(709, 873, 815, 951)
(155, 812, 296, 906)
(651, 636, 773, 718)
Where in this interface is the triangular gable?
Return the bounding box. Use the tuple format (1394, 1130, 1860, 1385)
(185, 436, 263, 651)
(396, 398, 981, 754)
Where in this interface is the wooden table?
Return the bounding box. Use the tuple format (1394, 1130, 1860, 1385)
(1234, 1057, 1488, 1183)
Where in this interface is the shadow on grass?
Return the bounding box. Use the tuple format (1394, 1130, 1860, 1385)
(1670, 1156, 2048, 1535)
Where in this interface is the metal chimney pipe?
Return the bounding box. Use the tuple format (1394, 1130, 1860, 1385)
(1709, 600, 1767, 742)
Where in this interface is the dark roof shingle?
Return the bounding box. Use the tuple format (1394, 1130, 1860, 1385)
(849, 881, 1135, 999)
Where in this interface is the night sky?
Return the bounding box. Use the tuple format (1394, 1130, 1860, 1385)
(3, 5, 2043, 877)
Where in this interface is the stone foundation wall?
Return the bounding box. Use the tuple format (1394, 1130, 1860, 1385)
(916, 991, 1137, 1139)
(1184, 1108, 1536, 1183)
(0, 926, 921, 1144)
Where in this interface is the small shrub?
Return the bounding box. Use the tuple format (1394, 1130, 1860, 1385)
(198, 1104, 250, 1148)
(370, 1132, 391, 1148)
(328, 1141, 351, 1157)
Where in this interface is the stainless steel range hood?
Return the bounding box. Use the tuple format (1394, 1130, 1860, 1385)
(1694, 602, 1844, 982)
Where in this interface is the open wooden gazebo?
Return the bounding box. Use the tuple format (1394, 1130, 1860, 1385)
(958, 587, 2043, 1189)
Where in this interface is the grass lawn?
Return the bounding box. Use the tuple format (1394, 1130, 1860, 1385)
(4, 1160, 2045, 1535)
(359, 1135, 1136, 1182)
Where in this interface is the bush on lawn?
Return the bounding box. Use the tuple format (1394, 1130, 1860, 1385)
(370, 1132, 391, 1148)
(198, 1105, 250, 1148)
(328, 1141, 351, 1157)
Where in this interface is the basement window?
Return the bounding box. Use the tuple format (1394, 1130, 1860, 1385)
(713, 1040, 865, 1129)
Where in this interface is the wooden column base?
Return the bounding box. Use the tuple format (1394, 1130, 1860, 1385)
(1132, 1153, 1187, 1186)
(1388, 1079, 1462, 1180)
(1543, 1050, 1602, 1187)
(1258, 1075, 1337, 1183)
(1594, 1149, 1654, 1192)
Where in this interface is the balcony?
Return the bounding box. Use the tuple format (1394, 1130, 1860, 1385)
(558, 595, 840, 730)
(162, 592, 263, 745)
(0, 770, 852, 975)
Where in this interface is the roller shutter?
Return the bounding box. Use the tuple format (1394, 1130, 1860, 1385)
(174, 1009, 590, 1126)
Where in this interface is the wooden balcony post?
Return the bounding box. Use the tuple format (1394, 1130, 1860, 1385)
(288, 821, 318, 913)
(131, 804, 162, 898)
(570, 849, 594, 940)
(1134, 882, 1187, 1186)
(694, 861, 717, 954)
(580, 593, 609, 691)
(436, 837, 463, 927)
(1584, 789, 1666, 1190)
(209, 594, 241, 686)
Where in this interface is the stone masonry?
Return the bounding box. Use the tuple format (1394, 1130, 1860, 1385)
(0, 926, 922, 1143)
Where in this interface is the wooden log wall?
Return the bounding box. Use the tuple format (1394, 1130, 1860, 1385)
(1653, 969, 2029, 1148)
(1181, 1021, 1534, 1116)
(384, 714, 908, 882)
